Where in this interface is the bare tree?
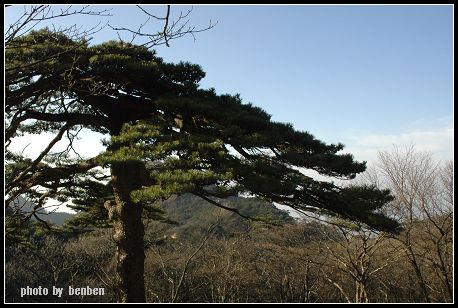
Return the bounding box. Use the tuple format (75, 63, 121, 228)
(361, 145, 453, 302)
(317, 223, 402, 303)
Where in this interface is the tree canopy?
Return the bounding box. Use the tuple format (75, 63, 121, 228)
(6, 29, 400, 302)
(6, 29, 398, 231)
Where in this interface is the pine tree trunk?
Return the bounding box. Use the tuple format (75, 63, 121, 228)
(105, 161, 149, 303)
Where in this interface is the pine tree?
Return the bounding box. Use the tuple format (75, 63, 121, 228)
(6, 29, 399, 302)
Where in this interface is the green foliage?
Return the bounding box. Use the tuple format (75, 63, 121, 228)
(5, 207, 33, 249)
(5, 204, 66, 251)
(6, 28, 400, 239)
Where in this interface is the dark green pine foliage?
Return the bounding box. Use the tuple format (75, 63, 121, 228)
(6, 29, 398, 239)
(62, 178, 171, 230)
(5, 206, 32, 249)
(100, 92, 398, 231)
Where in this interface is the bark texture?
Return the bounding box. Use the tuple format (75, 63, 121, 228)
(105, 161, 149, 302)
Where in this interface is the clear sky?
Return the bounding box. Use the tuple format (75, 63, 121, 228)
(6, 5, 454, 164)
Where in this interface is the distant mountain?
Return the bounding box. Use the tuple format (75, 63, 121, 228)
(153, 194, 294, 241)
(8, 196, 73, 225)
(37, 212, 73, 225)
(9, 194, 293, 235)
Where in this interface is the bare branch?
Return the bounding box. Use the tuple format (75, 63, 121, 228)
(136, 5, 168, 20)
(108, 5, 217, 49)
(171, 223, 217, 302)
(163, 6, 171, 47)
(8, 123, 71, 191)
(6, 155, 102, 206)
(5, 5, 112, 45)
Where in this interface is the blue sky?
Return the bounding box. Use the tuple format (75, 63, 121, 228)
(6, 5, 454, 163)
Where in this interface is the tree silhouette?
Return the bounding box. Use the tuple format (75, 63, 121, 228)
(5, 29, 399, 302)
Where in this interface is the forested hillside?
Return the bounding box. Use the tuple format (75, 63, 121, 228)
(154, 194, 293, 241)
(6, 183, 452, 303)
